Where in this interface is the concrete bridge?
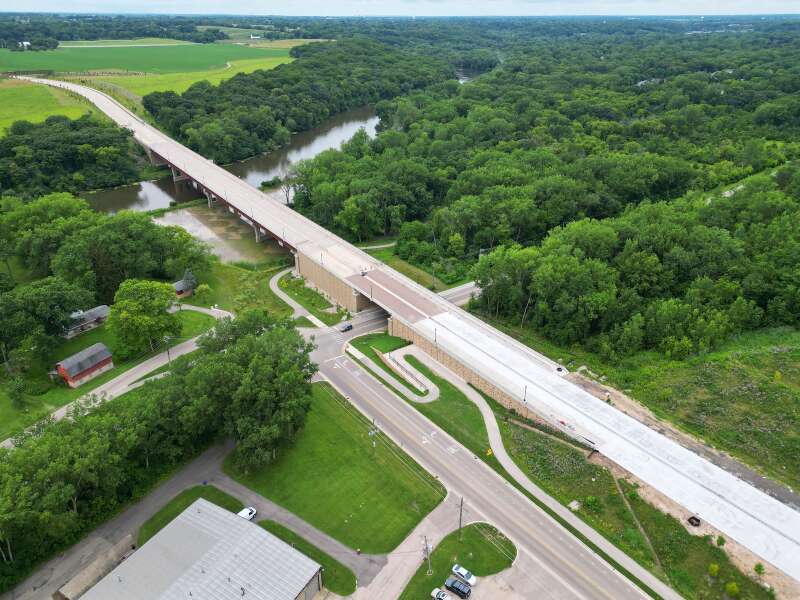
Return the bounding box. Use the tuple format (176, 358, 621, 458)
(21, 77, 800, 584)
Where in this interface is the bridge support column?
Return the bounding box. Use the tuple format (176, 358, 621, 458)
(146, 149, 167, 166)
(170, 166, 189, 183)
(254, 227, 262, 243)
(205, 191, 215, 208)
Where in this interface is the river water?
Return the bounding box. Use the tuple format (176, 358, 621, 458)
(85, 106, 379, 213)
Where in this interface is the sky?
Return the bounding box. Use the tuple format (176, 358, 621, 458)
(8, 1, 800, 17)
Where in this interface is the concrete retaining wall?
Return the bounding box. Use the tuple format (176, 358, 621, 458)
(388, 317, 535, 420)
(296, 251, 372, 313)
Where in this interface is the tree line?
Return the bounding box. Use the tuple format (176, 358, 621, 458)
(0, 193, 211, 376)
(142, 38, 454, 164)
(0, 311, 315, 592)
(0, 14, 227, 51)
(291, 24, 800, 289)
(472, 167, 800, 359)
(0, 115, 148, 198)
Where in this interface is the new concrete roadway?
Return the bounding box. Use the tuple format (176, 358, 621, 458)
(20, 76, 800, 584)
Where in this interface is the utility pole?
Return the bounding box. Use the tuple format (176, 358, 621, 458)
(424, 535, 433, 575)
(458, 496, 464, 541)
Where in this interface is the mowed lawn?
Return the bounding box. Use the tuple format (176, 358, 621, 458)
(59, 38, 193, 47)
(0, 43, 288, 74)
(0, 310, 215, 441)
(0, 78, 91, 132)
(400, 523, 516, 600)
(224, 383, 445, 553)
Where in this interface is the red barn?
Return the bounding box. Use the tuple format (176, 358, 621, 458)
(55, 343, 114, 388)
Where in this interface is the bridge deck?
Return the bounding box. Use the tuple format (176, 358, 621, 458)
(25, 76, 800, 582)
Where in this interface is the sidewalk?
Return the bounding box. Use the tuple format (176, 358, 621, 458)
(269, 267, 327, 328)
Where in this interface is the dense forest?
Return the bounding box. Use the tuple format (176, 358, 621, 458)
(142, 38, 453, 163)
(0, 115, 149, 198)
(0, 14, 226, 50)
(288, 25, 800, 357)
(0, 311, 315, 590)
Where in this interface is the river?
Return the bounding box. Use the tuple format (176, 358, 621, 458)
(85, 106, 379, 213)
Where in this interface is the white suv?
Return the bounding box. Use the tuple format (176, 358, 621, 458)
(237, 507, 257, 521)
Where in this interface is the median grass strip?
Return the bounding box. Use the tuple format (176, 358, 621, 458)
(137, 485, 244, 545)
(0, 310, 216, 441)
(400, 523, 516, 600)
(279, 273, 345, 325)
(224, 382, 445, 554)
(259, 520, 357, 596)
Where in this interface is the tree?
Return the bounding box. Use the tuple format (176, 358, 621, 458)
(109, 279, 181, 358)
(754, 563, 765, 577)
(708, 563, 719, 578)
(725, 581, 740, 598)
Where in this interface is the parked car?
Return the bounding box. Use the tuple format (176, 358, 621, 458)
(445, 576, 471, 599)
(237, 507, 257, 521)
(452, 564, 477, 586)
(431, 588, 451, 600)
(340, 323, 353, 332)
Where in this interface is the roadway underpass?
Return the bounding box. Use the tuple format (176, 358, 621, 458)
(22, 76, 800, 587)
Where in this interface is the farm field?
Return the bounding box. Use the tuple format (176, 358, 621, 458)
(0, 43, 287, 74)
(0, 78, 92, 132)
(78, 54, 292, 97)
(58, 37, 192, 47)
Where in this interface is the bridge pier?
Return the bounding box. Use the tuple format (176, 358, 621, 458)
(170, 166, 190, 183)
(146, 149, 167, 166)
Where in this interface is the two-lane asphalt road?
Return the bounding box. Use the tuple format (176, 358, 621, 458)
(309, 331, 662, 600)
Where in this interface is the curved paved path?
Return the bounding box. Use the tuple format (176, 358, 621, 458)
(269, 267, 327, 328)
(1, 305, 232, 449)
(355, 343, 682, 600)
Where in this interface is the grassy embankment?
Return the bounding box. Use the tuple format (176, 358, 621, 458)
(224, 382, 446, 554)
(481, 314, 800, 493)
(400, 523, 516, 600)
(137, 485, 244, 545)
(0, 78, 93, 132)
(367, 246, 464, 293)
(278, 272, 346, 325)
(0, 310, 215, 441)
(349, 332, 422, 396)
(362, 336, 771, 599)
(259, 520, 357, 596)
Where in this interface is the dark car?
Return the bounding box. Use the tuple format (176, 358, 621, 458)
(444, 576, 471, 599)
(340, 323, 353, 332)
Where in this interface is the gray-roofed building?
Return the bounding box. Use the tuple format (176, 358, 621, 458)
(173, 278, 194, 298)
(80, 498, 323, 600)
(55, 342, 113, 388)
(63, 305, 110, 339)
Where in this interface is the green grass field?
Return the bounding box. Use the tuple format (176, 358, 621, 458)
(191, 260, 293, 318)
(279, 273, 346, 325)
(400, 523, 516, 600)
(224, 383, 445, 553)
(0, 44, 287, 74)
(0, 78, 92, 132)
(0, 310, 215, 441)
(79, 54, 293, 97)
(349, 332, 420, 395)
(137, 485, 244, 545)
(480, 313, 800, 492)
(59, 38, 192, 47)
(259, 520, 357, 596)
